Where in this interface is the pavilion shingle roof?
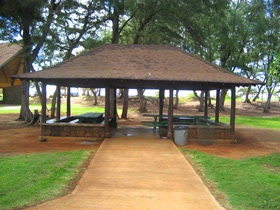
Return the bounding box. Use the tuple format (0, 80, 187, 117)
(0, 42, 23, 68)
(14, 44, 262, 86)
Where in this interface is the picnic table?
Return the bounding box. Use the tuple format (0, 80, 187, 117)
(74, 112, 104, 123)
(142, 114, 209, 133)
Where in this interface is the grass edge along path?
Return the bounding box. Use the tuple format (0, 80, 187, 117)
(180, 149, 280, 210)
(0, 150, 95, 210)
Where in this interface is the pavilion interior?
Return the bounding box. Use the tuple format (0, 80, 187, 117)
(40, 85, 236, 145)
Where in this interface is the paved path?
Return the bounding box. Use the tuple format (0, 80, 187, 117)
(28, 136, 225, 210)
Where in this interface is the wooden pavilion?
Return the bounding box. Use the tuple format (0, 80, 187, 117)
(13, 44, 263, 141)
(0, 42, 24, 104)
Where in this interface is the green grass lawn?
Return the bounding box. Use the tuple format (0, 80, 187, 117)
(180, 149, 280, 210)
(214, 116, 280, 130)
(0, 150, 93, 210)
(0, 104, 135, 114)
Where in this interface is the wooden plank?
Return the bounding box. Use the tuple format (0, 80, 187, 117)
(215, 90, 220, 123)
(56, 85, 61, 121)
(230, 86, 236, 136)
(41, 82, 47, 123)
(105, 86, 110, 137)
(45, 78, 236, 91)
(167, 88, 174, 139)
(67, 86, 71, 118)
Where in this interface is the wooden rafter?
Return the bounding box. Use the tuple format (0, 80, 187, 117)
(11, 58, 23, 86)
(3, 66, 11, 86)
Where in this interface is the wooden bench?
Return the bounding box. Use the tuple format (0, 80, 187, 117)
(141, 115, 210, 133)
(141, 120, 168, 132)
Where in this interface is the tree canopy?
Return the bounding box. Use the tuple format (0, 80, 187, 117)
(1, 0, 280, 118)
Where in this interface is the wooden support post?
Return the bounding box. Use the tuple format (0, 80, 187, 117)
(230, 86, 236, 136)
(41, 82, 47, 123)
(215, 90, 220, 124)
(204, 91, 208, 117)
(56, 85, 61, 121)
(167, 88, 174, 139)
(105, 86, 110, 137)
(113, 88, 117, 127)
(159, 89, 164, 121)
(67, 86, 71, 118)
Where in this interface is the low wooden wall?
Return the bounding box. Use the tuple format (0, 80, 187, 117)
(41, 122, 105, 141)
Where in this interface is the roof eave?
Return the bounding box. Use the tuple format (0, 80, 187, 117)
(0, 49, 24, 69)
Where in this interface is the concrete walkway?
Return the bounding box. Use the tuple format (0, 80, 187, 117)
(28, 136, 225, 210)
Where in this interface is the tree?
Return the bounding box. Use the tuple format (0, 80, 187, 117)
(193, 91, 205, 112)
(264, 51, 280, 112)
(269, 51, 280, 86)
(121, 0, 175, 114)
(44, 0, 106, 118)
(178, 0, 230, 111)
(246, 0, 280, 112)
(0, 0, 61, 122)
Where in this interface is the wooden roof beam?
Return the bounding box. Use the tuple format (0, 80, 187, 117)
(3, 66, 11, 86)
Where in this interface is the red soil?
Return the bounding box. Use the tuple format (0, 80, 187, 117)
(1, 99, 279, 159)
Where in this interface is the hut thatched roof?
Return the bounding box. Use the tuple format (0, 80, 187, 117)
(13, 44, 263, 90)
(0, 42, 23, 87)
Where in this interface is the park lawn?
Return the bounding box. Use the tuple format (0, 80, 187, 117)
(0, 104, 135, 114)
(0, 150, 94, 210)
(0, 104, 46, 114)
(180, 149, 280, 210)
(69, 107, 136, 115)
(215, 116, 280, 130)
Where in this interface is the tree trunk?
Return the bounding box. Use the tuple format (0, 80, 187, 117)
(252, 85, 263, 102)
(50, 87, 58, 119)
(18, 1, 57, 122)
(174, 90, 179, 109)
(138, 89, 148, 113)
(121, 89, 129, 119)
(219, 89, 228, 111)
(91, 89, 98, 105)
(19, 80, 33, 122)
(207, 91, 214, 107)
(193, 90, 204, 112)
(34, 81, 43, 106)
(82, 88, 86, 96)
(244, 85, 251, 103)
(111, 1, 121, 44)
(118, 89, 124, 99)
(18, 24, 33, 122)
(263, 88, 272, 113)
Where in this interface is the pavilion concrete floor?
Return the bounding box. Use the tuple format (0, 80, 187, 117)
(27, 130, 225, 210)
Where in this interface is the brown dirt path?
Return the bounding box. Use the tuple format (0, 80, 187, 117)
(26, 136, 225, 210)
